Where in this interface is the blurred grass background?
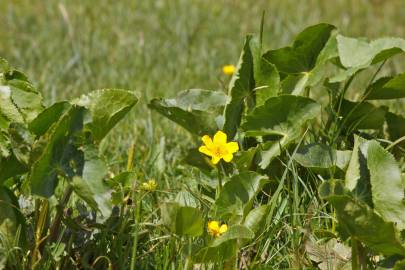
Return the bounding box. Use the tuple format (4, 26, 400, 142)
(1, 0, 404, 163)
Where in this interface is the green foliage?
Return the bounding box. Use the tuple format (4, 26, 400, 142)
(320, 180, 405, 256)
(161, 202, 204, 237)
(1, 16, 405, 269)
(243, 95, 321, 168)
(149, 89, 227, 136)
(223, 35, 256, 138)
(147, 21, 405, 269)
(263, 23, 335, 74)
(210, 171, 268, 221)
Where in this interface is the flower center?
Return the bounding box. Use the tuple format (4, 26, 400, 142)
(213, 145, 227, 157)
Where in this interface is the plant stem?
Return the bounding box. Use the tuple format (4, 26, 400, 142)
(352, 238, 359, 270)
(31, 199, 49, 269)
(49, 185, 73, 243)
(130, 187, 142, 270)
(216, 163, 224, 198)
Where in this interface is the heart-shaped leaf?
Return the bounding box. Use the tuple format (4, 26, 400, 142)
(263, 23, 336, 74)
(337, 35, 405, 68)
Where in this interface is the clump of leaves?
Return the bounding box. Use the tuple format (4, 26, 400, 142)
(149, 22, 405, 268)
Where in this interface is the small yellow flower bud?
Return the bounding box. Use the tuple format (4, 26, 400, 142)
(222, 65, 236, 76)
(140, 179, 157, 192)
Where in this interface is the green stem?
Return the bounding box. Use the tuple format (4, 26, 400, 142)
(130, 188, 142, 270)
(49, 185, 73, 243)
(216, 164, 223, 198)
(31, 199, 49, 269)
(352, 238, 359, 270)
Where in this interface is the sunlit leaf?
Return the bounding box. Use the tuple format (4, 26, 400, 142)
(149, 89, 227, 136)
(74, 89, 138, 142)
(367, 141, 405, 230)
(242, 95, 320, 168)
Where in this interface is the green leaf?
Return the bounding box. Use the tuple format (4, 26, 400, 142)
(223, 35, 255, 138)
(337, 35, 405, 68)
(339, 99, 386, 130)
(29, 106, 84, 197)
(210, 225, 254, 247)
(193, 240, 237, 263)
(242, 95, 321, 168)
(243, 204, 269, 235)
(8, 80, 43, 123)
(71, 145, 112, 218)
(319, 180, 405, 256)
(345, 135, 370, 192)
(74, 89, 138, 142)
(233, 147, 257, 172)
(0, 85, 24, 127)
(263, 23, 335, 74)
(161, 203, 203, 237)
(0, 187, 26, 247)
(367, 141, 405, 230)
(211, 171, 268, 221)
(294, 143, 351, 171)
(29, 102, 71, 136)
(365, 74, 405, 100)
(386, 112, 405, 149)
(394, 259, 405, 270)
(249, 36, 280, 106)
(149, 89, 227, 136)
(254, 58, 280, 106)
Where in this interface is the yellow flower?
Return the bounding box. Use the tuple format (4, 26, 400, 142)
(222, 65, 236, 76)
(198, 131, 239, 165)
(207, 221, 228, 237)
(140, 179, 157, 192)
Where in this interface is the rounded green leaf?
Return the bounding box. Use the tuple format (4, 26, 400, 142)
(74, 89, 138, 142)
(263, 23, 335, 74)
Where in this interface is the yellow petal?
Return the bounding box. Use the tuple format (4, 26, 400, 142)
(211, 156, 221, 165)
(213, 131, 227, 144)
(202, 135, 213, 147)
(199, 146, 213, 157)
(222, 153, 233, 162)
(219, 224, 228, 234)
(226, 142, 239, 154)
(208, 221, 220, 233)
